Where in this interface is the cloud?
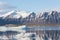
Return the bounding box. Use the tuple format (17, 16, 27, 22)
(0, 1, 7, 6)
(39, 7, 60, 13)
(0, 1, 16, 13)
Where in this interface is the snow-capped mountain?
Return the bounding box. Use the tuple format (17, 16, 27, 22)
(1, 10, 30, 19)
(0, 10, 60, 26)
(0, 10, 60, 19)
(2, 10, 15, 18)
(2, 10, 21, 19)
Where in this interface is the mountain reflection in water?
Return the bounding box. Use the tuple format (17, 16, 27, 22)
(0, 26, 60, 40)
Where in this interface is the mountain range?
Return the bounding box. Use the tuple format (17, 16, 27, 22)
(0, 10, 60, 26)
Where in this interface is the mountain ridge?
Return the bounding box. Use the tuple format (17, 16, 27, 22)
(0, 10, 60, 26)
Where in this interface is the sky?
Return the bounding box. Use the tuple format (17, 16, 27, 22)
(0, 0, 60, 13)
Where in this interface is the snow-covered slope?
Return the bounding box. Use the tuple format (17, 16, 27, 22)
(0, 10, 20, 19)
(1, 10, 30, 19)
(2, 10, 15, 18)
(17, 11, 30, 18)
